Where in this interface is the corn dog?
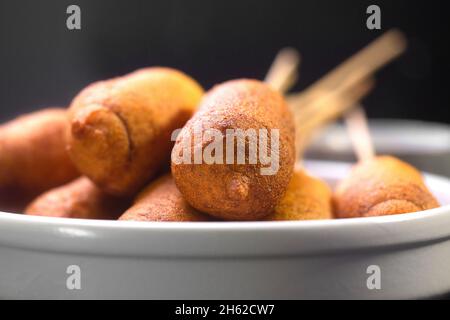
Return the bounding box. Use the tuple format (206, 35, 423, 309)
(334, 156, 439, 218)
(122, 50, 299, 222)
(266, 168, 332, 221)
(67, 67, 203, 196)
(25, 177, 130, 219)
(119, 174, 212, 222)
(171, 79, 296, 220)
(0, 108, 79, 210)
(120, 169, 332, 222)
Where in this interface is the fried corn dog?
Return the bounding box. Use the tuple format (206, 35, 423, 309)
(119, 174, 212, 222)
(120, 169, 332, 222)
(334, 156, 439, 218)
(265, 168, 332, 221)
(0, 109, 79, 209)
(171, 79, 296, 220)
(25, 177, 130, 219)
(67, 67, 203, 196)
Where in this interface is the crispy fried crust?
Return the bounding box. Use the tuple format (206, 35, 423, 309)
(0, 108, 79, 210)
(119, 174, 212, 222)
(68, 67, 204, 196)
(266, 168, 333, 221)
(334, 156, 439, 218)
(25, 177, 130, 219)
(171, 79, 295, 220)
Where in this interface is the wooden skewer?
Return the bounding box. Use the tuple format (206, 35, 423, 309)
(265, 47, 373, 160)
(344, 106, 375, 162)
(291, 68, 369, 123)
(266, 31, 404, 161)
(289, 66, 375, 156)
(286, 30, 406, 159)
(289, 29, 406, 105)
(296, 80, 374, 134)
(265, 47, 301, 93)
(295, 78, 375, 157)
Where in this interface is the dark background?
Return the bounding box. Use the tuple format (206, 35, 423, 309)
(0, 0, 446, 123)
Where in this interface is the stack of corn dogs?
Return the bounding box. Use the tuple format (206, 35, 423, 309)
(0, 30, 440, 222)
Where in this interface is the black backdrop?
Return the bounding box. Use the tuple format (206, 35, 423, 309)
(0, 0, 446, 123)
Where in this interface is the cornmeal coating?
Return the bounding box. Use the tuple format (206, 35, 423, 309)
(334, 156, 439, 218)
(266, 168, 333, 221)
(119, 174, 212, 222)
(25, 177, 129, 219)
(0, 108, 79, 209)
(68, 67, 204, 196)
(171, 79, 295, 220)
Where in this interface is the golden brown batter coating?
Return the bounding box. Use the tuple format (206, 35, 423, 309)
(171, 79, 296, 220)
(334, 156, 439, 218)
(68, 67, 204, 196)
(0, 108, 79, 209)
(119, 174, 212, 222)
(266, 168, 333, 221)
(25, 177, 130, 219)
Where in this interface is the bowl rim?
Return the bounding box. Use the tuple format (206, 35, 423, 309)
(308, 118, 450, 155)
(1, 160, 449, 258)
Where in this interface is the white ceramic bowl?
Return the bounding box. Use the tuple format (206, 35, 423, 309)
(0, 160, 449, 299)
(306, 119, 450, 176)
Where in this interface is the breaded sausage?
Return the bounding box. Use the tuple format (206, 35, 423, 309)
(67, 67, 203, 196)
(0, 108, 79, 209)
(266, 168, 333, 221)
(25, 177, 130, 219)
(119, 174, 212, 222)
(120, 170, 332, 222)
(334, 156, 439, 218)
(171, 79, 295, 220)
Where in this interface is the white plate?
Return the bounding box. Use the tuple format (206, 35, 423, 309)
(0, 160, 449, 299)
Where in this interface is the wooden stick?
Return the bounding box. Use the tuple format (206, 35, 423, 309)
(267, 31, 405, 160)
(296, 81, 374, 134)
(289, 67, 374, 154)
(294, 78, 375, 157)
(289, 29, 406, 106)
(265, 47, 301, 93)
(344, 106, 375, 162)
